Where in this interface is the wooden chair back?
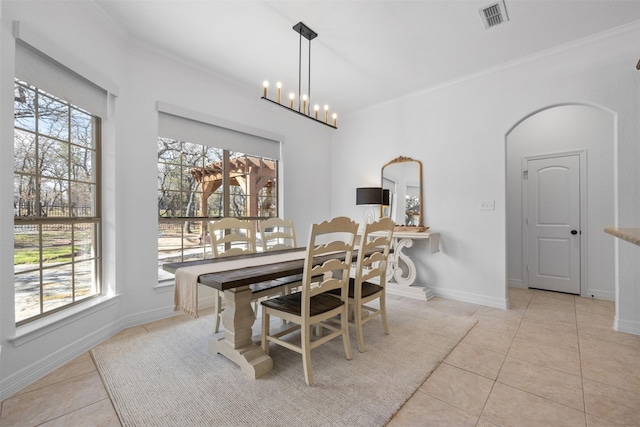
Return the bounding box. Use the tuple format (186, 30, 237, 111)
(301, 216, 358, 316)
(259, 218, 297, 252)
(209, 217, 256, 258)
(355, 217, 394, 298)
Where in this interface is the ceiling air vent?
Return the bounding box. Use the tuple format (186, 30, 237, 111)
(479, 0, 509, 29)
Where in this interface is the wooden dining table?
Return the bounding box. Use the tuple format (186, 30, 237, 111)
(163, 247, 361, 379)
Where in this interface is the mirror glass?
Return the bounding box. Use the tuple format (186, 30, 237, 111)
(381, 156, 423, 227)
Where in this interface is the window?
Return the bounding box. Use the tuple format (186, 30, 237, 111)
(157, 138, 279, 280)
(14, 79, 102, 324)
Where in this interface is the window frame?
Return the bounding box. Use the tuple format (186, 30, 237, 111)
(13, 78, 103, 326)
(157, 137, 279, 281)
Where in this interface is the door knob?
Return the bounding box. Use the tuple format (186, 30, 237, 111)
(571, 230, 578, 235)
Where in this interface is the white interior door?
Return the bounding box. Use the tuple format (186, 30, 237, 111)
(526, 155, 581, 294)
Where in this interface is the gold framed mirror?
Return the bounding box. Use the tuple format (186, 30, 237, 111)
(381, 156, 425, 230)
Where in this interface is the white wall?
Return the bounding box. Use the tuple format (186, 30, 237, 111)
(331, 23, 640, 313)
(506, 105, 615, 300)
(0, 1, 334, 399)
(2, 0, 639, 401)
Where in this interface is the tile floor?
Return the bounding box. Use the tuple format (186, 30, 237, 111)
(2, 288, 640, 426)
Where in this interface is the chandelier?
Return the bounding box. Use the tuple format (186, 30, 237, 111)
(261, 22, 337, 129)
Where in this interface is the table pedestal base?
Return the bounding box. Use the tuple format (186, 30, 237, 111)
(209, 338, 273, 378)
(209, 285, 273, 378)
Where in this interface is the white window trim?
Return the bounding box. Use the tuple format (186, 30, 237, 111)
(9, 294, 120, 347)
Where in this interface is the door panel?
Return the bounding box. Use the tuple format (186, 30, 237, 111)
(527, 155, 580, 294)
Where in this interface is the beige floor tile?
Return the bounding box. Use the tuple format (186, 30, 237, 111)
(39, 398, 121, 427)
(515, 321, 579, 352)
(581, 351, 640, 394)
(472, 312, 522, 336)
(482, 382, 586, 427)
(575, 296, 614, 316)
(497, 356, 584, 411)
(578, 322, 640, 348)
(577, 311, 615, 330)
(142, 312, 193, 332)
(0, 371, 108, 427)
(420, 363, 494, 416)
(507, 298, 530, 311)
(580, 336, 640, 368)
(14, 352, 96, 396)
(586, 413, 626, 426)
(444, 342, 506, 380)
(523, 305, 577, 323)
(507, 336, 581, 376)
(519, 312, 578, 335)
(583, 378, 640, 426)
(460, 325, 514, 355)
(99, 325, 148, 345)
(476, 419, 501, 427)
(388, 392, 478, 427)
(531, 290, 576, 304)
(426, 297, 481, 317)
(4, 288, 638, 426)
(474, 305, 525, 323)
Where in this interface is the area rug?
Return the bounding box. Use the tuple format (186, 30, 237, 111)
(91, 295, 476, 427)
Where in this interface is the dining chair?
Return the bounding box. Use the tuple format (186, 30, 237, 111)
(208, 218, 256, 332)
(209, 217, 298, 333)
(259, 217, 310, 295)
(329, 217, 394, 352)
(209, 217, 256, 258)
(260, 216, 358, 386)
(259, 217, 297, 251)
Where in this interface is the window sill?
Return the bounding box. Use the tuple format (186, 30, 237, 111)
(9, 294, 121, 347)
(154, 279, 175, 293)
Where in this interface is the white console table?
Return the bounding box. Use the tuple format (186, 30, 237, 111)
(371, 230, 440, 300)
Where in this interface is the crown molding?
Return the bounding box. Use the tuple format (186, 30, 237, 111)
(349, 19, 640, 119)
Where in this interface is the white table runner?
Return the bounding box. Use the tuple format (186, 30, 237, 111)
(174, 250, 307, 318)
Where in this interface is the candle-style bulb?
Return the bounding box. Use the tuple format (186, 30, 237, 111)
(276, 82, 282, 103)
(302, 94, 308, 115)
(324, 105, 329, 123)
(289, 93, 295, 109)
(332, 113, 337, 127)
(314, 104, 320, 119)
(262, 81, 269, 98)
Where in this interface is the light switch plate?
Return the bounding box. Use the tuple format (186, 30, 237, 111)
(480, 201, 495, 210)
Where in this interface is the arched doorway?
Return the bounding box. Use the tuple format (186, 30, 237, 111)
(505, 104, 615, 299)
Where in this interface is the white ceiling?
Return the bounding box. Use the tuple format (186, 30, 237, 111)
(92, 0, 640, 116)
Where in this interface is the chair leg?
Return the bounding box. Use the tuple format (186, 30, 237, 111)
(261, 310, 270, 355)
(342, 305, 353, 360)
(213, 290, 222, 333)
(302, 325, 314, 386)
(380, 293, 389, 335)
(355, 302, 366, 353)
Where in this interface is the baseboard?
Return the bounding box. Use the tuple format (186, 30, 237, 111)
(508, 279, 526, 289)
(429, 286, 508, 310)
(386, 283, 430, 300)
(0, 301, 201, 401)
(614, 316, 640, 336)
(585, 289, 615, 301)
(0, 320, 121, 401)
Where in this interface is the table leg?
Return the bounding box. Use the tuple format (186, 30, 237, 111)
(208, 285, 273, 378)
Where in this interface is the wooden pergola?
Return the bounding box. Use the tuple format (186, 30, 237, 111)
(190, 154, 277, 238)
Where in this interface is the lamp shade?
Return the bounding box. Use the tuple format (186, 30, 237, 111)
(356, 187, 384, 205)
(382, 189, 390, 206)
